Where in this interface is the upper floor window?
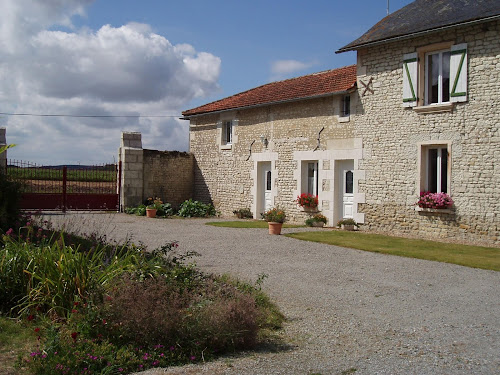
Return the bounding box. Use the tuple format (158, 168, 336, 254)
(222, 120, 232, 145)
(425, 50, 450, 105)
(341, 95, 351, 116)
(403, 43, 467, 109)
(217, 117, 238, 149)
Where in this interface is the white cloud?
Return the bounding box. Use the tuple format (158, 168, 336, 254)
(0, 0, 221, 164)
(270, 59, 317, 80)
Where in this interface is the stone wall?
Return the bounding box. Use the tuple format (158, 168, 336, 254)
(143, 149, 194, 208)
(354, 20, 500, 246)
(189, 94, 363, 225)
(119, 132, 194, 210)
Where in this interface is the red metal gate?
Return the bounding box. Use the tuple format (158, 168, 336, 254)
(7, 160, 121, 211)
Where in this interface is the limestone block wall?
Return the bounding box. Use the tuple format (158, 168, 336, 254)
(354, 20, 500, 246)
(189, 94, 363, 225)
(143, 150, 194, 208)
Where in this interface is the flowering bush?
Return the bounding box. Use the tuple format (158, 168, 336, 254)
(417, 191, 454, 209)
(261, 207, 286, 223)
(296, 193, 318, 208)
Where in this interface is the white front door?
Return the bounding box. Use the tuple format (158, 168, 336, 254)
(342, 169, 354, 218)
(263, 165, 272, 212)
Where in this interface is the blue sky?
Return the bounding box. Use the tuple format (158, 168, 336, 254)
(1, 0, 413, 164)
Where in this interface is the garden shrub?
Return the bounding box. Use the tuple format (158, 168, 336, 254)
(177, 199, 216, 217)
(233, 208, 253, 219)
(0, 171, 22, 233)
(125, 202, 175, 217)
(4, 224, 284, 374)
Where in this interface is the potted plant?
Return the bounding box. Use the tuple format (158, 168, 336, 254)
(337, 218, 359, 231)
(305, 213, 327, 227)
(296, 193, 318, 211)
(417, 191, 454, 209)
(261, 207, 286, 235)
(145, 197, 163, 218)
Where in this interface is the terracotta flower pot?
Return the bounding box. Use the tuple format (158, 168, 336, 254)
(146, 208, 157, 218)
(268, 222, 283, 235)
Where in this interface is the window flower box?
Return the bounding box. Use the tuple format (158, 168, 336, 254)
(417, 191, 453, 209)
(296, 193, 318, 210)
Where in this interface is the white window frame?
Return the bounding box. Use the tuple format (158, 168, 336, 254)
(418, 141, 451, 195)
(404, 42, 467, 113)
(217, 113, 238, 150)
(424, 49, 451, 105)
(301, 160, 319, 197)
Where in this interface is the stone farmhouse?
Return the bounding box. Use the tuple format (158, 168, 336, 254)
(182, 0, 500, 246)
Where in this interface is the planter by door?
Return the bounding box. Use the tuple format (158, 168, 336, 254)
(268, 222, 283, 235)
(342, 224, 355, 231)
(146, 208, 157, 218)
(311, 221, 325, 227)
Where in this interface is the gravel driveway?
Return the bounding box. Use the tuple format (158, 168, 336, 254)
(48, 212, 500, 375)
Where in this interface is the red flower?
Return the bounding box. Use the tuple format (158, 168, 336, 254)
(34, 327, 40, 333)
(27, 315, 34, 321)
(71, 332, 79, 341)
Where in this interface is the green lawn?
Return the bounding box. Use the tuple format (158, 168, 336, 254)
(0, 317, 36, 375)
(206, 220, 303, 229)
(285, 230, 500, 271)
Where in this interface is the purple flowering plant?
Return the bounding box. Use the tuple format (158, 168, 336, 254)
(417, 191, 454, 209)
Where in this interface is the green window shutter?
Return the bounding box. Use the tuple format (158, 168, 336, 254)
(450, 43, 467, 103)
(402, 52, 418, 107)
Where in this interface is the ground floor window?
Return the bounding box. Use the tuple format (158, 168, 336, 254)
(421, 144, 449, 193)
(306, 161, 318, 196)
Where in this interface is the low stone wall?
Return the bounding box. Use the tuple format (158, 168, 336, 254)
(143, 149, 193, 208)
(119, 132, 194, 210)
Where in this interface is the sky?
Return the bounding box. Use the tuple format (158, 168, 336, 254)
(1, 0, 413, 164)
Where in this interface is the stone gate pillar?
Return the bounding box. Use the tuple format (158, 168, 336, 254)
(118, 132, 144, 210)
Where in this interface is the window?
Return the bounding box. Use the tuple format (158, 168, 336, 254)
(341, 95, 350, 116)
(306, 162, 318, 196)
(403, 43, 467, 108)
(425, 50, 450, 105)
(222, 120, 232, 145)
(421, 145, 449, 194)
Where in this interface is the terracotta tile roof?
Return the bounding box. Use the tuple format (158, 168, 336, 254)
(182, 65, 357, 117)
(337, 0, 500, 53)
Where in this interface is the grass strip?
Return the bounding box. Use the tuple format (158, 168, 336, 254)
(206, 221, 303, 229)
(285, 230, 500, 271)
(0, 317, 36, 375)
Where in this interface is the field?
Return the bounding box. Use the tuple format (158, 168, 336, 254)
(7, 166, 116, 182)
(7, 164, 117, 194)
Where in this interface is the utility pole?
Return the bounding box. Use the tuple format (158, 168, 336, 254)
(387, 0, 390, 15)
